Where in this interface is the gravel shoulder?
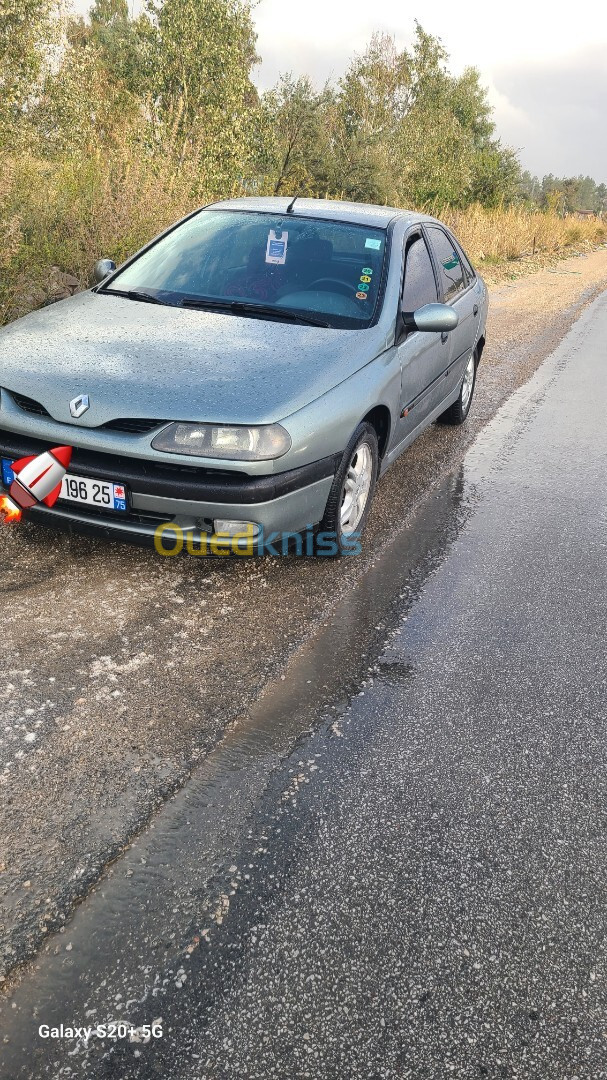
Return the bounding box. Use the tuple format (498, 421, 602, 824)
(1, 247, 607, 984)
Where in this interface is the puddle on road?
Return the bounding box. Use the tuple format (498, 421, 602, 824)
(0, 337, 569, 1074)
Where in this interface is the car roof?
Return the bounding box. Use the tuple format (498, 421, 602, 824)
(205, 196, 430, 229)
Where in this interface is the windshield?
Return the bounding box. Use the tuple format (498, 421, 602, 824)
(104, 210, 388, 329)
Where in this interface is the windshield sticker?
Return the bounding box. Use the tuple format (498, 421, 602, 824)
(266, 229, 288, 265)
(355, 265, 373, 300)
(365, 237, 382, 250)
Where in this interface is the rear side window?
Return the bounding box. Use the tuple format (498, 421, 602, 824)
(426, 227, 466, 302)
(401, 236, 438, 312)
(452, 236, 475, 282)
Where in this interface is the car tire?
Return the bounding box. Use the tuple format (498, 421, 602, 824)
(438, 350, 477, 425)
(317, 422, 379, 556)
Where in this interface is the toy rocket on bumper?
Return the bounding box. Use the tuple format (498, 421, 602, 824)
(0, 446, 73, 523)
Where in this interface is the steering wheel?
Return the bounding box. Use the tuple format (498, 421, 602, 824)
(303, 277, 354, 297)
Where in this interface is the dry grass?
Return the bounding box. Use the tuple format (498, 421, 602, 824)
(442, 203, 606, 266)
(1, 152, 605, 323)
(0, 149, 203, 321)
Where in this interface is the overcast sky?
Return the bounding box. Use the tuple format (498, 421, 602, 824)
(76, 0, 607, 180)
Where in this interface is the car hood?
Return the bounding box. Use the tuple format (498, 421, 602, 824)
(0, 291, 388, 427)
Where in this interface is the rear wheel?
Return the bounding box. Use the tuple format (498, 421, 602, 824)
(318, 422, 379, 554)
(438, 350, 477, 425)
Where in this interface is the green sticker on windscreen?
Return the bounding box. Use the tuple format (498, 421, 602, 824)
(365, 238, 382, 250)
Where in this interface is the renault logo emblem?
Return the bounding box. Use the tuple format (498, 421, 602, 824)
(70, 394, 90, 419)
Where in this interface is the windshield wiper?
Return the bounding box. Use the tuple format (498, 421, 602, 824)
(180, 297, 330, 328)
(100, 288, 176, 306)
(227, 301, 331, 328)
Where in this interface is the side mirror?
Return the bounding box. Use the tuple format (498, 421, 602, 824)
(94, 258, 116, 284)
(403, 303, 459, 334)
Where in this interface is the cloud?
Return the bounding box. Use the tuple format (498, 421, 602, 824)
(490, 46, 607, 179)
(252, 2, 401, 91)
(252, 40, 354, 92)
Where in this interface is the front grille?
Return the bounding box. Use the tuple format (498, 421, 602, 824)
(4, 389, 165, 435)
(11, 392, 50, 418)
(101, 418, 166, 434)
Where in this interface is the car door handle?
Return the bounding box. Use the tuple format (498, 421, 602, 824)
(441, 332, 449, 344)
(473, 304, 479, 316)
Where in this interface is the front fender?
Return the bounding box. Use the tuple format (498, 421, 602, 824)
(278, 346, 401, 472)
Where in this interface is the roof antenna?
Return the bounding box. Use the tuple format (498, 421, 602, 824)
(286, 194, 298, 214)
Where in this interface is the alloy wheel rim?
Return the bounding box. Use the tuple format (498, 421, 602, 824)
(461, 354, 475, 410)
(340, 442, 373, 536)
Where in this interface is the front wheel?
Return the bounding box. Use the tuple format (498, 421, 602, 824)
(438, 351, 477, 425)
(318, 422, 379, 555)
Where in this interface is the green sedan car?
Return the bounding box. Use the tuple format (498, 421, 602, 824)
(0, 197, 487, 555)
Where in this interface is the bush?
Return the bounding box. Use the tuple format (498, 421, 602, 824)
(564, 225, 583, 244)
(0, 145, 211, 321)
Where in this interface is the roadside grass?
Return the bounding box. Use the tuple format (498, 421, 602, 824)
(442, 204, 606, 283)
(1, 150, 605, 323)
(0, 150, 198, 323)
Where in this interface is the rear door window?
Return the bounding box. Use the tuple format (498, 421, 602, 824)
(401, 236, 438, 313)
(451, 235, 475, 282)
(426, 227, 466, 302)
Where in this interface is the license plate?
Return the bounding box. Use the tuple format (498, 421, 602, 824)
(2, 458, 128, 512)
(60, 473, 128, 512)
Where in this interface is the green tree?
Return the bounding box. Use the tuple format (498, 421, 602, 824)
(68, 0, 149, 97)
(144, 0, 262, 191)
(332, 33, 410, 204)
(539, 174, 606, 213)
(322, 24, 520, 210)
(466, 144, 521, 207)
(35, 6, 148, 156)
(0, 0, 59, 145)
(519, 170, 542, 206)
(262, 74, 335, 195)
(398, 26, 518, 208)
(448, 66, 494, 147)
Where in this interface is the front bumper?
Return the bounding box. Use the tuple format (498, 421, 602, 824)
(0, 430, 337, 550)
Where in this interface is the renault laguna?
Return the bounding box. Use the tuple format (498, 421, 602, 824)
(0, 197, 487, 554)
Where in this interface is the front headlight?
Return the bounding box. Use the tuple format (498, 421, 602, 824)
(151, 422, 292, 461)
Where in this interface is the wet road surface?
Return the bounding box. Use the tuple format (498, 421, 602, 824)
(2, 282, 607, 1074)
(1, 251, 606, 989)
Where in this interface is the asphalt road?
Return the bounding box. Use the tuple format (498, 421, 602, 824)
(2, 282, 607, 1077)
(187, 290, 607, 1080)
